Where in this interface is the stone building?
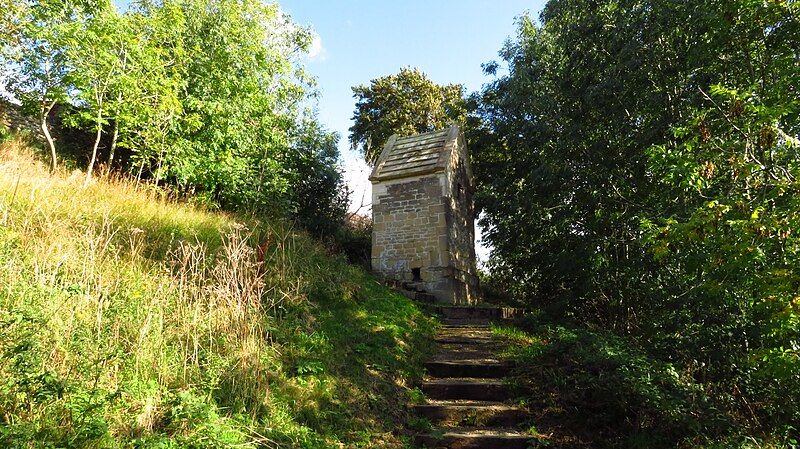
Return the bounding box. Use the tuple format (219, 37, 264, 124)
(369, 125, 480, 305)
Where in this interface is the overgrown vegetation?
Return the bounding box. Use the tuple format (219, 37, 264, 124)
(0, 134, 435, 448)
(4, 0, 799, 445)
(471, 0, 799, 443)
(494, 315, 798, 448)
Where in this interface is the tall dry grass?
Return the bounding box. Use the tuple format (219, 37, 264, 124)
(0, 135, 307, 446)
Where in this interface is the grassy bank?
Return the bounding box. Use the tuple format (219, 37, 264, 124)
(0, 134, 435, 448)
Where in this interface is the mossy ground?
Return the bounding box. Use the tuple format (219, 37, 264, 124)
(0, 134, 436, 448)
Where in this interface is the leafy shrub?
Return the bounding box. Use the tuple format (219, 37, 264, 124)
(472, 0, 800, 439)
(331, 214, 372, 269)
(2, 0, 349, 232)
(494, 315, 781, 448)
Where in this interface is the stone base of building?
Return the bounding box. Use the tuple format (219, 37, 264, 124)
(373, 263, 480, 305)
(427, 268, 479, 305)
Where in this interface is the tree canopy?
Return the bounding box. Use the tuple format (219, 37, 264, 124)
(472, 0, 800, 435)
(1, 0, 348, 234)
(349, 67, 466, 164)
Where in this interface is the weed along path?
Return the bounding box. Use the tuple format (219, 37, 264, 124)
(411, 306, 532, 449)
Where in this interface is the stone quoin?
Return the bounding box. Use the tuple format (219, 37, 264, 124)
(369, 125, 479, 304)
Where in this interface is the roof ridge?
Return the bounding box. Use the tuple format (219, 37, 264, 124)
(395, 128, 449, 139)
(369, 126, 460, 182)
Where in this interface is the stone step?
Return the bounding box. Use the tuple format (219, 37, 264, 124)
(433, 306, 526, 320)
(437, 341, 504, 351)
(422, 378, 514, 401)
(413, 427, 534, 449)
(441, 318, 493, 326)
(436, 327, 494, 337)
(435, 341, 501, 351)
(399, 282, 438, 303)
(434, 335, 495, 345)
(402, 281, 426, 292)
(425, 360, 512, 378)
(440, 323, 491, 328)
(414, 400, 528, 427)
(416, 292, 436, 303)
(432, 350, 499, 362)
(401, 289, 436, 303)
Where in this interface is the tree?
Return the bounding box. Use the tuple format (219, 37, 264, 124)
(129, 0, 315, 212)
(349, 67, 466, 165)
(66, 1, 125, 184)
(4, 0, 83, 172)
(285, 117, 348, 237)
(473, 0, 799, 433)
(115, 1, 184, 180)
(3, 0, 350, 240)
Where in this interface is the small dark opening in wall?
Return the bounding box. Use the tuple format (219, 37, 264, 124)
(412, 268, 422, 282)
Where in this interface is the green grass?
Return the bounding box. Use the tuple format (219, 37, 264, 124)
(492, 313, 798, 449)
(0, 135, 436, 448)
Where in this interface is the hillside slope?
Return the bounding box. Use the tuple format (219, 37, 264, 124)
(0, 135, 435, 448)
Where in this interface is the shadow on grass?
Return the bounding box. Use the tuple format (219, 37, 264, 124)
(254, 263, 436, 448)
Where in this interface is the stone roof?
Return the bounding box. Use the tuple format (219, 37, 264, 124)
(369, 126, 460, 181)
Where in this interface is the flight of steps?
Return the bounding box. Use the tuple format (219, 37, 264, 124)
(413, 306, 533, 449)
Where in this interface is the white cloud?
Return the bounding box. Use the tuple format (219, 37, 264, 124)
(307, 33, 327, 61)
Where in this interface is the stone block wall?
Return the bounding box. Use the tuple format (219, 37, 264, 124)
(372, 170, 479, 304)
(444, 156, 480, 304)
(372, 175, 451, 295)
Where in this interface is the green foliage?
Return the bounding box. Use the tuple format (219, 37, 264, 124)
(285, 119, 348, 237)
(406, 387, 425, 405)
(478, 269, 526, 308)
(2, 0, 348, 236)
(0, 0, 25, 58)
(349, 67, 467, 164)
(63, 0, 127, 184)
(134, 0, 312, 211)
(330, 214, 372, 269)
(472, 0, 800, 441)
(2, 0, 84, 171)
(407, 415, 433, 432)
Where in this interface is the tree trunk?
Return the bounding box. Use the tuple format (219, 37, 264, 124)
(41, 101, 57, 172)
(85, 106, 103, 187)
(154, 147, 165, 186)
(136, 160, 145, 183)
(106, 89, 123, 175)
(106, 119, 119, 175)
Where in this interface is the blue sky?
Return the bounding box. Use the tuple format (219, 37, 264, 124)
(282, 1, 544, 133)
(280, 1, 546, 262)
